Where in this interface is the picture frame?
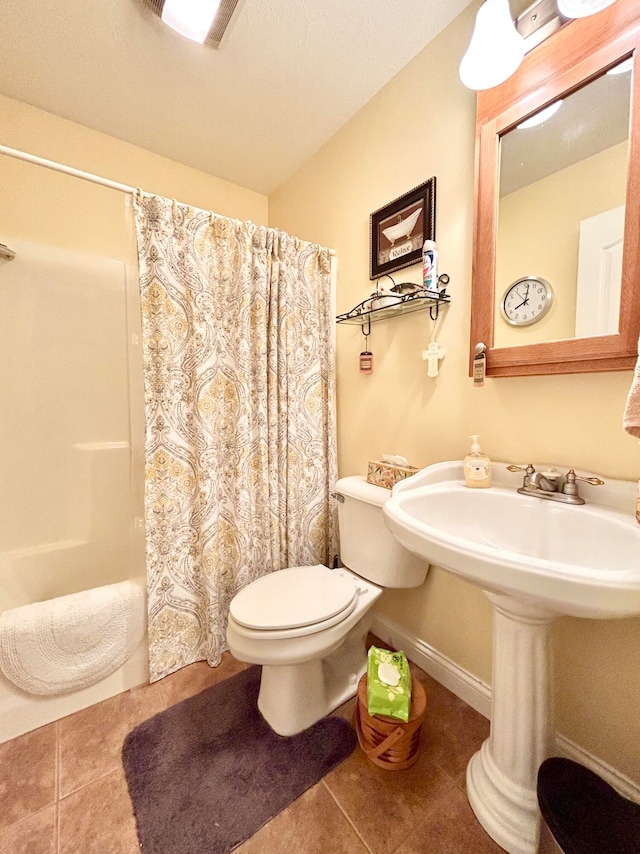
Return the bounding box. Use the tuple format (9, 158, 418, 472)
(369, 177, 436, 280)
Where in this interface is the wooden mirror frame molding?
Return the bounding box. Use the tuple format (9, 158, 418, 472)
(469, 0, 640, 377)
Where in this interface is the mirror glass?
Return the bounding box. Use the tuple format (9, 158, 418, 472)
(494, 59, 633, 348)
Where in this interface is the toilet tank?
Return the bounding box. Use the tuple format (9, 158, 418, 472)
(335, 476, 428, 588)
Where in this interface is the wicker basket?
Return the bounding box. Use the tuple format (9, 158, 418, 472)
(354, 673, 427, 771)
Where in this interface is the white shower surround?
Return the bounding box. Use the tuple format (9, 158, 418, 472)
(0, 238, 147, 743)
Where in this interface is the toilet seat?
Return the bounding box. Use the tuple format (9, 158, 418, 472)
(229, 565, 359, 640)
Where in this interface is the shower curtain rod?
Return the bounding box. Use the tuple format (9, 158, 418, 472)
(0, 143, 136, 195)
(0, 143, 336, 255)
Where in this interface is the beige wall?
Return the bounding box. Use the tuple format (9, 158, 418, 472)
(270, 3, 640, 784)
(0, 94, 268, 234)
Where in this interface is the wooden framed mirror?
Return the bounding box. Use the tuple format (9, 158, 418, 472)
(469, 0, 640, 377)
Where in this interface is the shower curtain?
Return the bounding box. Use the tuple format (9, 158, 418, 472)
(134, 193, 337, 681)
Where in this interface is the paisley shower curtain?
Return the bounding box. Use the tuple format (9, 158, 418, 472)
(133, 193, 337, 681)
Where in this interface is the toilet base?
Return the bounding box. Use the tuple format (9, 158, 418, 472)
(257, 614, 372, 736)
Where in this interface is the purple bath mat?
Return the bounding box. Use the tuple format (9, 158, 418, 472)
(122, 665, 356, 853)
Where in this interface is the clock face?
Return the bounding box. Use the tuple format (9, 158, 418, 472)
(501, 276, 553, 326)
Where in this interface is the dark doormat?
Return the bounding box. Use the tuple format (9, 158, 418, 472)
(122, 665, 357, 854)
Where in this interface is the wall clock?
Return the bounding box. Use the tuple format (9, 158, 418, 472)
(500, 276, 553, 326)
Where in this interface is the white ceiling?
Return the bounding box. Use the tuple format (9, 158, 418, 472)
(0, 0, 475, 195)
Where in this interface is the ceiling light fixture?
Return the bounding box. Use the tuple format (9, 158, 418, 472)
(141, 0, 245, 48)
(161, 0, 223, 43)
(460, 0, 621, 91)
(459, 0, 526, 90)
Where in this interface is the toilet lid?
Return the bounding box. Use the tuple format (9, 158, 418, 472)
(230, 565, 358, 632)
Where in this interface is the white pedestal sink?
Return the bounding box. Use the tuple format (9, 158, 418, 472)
(383, 461, 640, 854)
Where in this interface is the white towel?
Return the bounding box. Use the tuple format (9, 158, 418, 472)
(0, 579, 146, 696)
(623, 337, 640, 438)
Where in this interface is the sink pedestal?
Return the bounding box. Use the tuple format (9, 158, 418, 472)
(466, 593, 556, 854)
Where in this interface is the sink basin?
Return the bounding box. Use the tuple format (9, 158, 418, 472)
(383, 460, 640, 619)
(383, 460, 640, 854)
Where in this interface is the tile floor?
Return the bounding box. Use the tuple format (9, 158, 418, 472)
(0, 645, 504, 853)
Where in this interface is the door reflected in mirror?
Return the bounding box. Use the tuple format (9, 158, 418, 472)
(494, 59, 632, 348)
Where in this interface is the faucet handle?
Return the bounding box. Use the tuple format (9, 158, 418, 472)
(506, 463, 535, 473)
(561, 469, 605, 497)
(567, 469, 605, 486)
(506, 463, 535, 487)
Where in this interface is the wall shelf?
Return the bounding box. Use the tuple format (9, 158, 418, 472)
(336, 282, 450, 331)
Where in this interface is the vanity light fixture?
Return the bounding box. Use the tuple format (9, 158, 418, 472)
(460, 0, 621, 90)
(459, 0, 526, 90)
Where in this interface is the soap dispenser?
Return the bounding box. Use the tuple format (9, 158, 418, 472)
(464, 435, 492, 488)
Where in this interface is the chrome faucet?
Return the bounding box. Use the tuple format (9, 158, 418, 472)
(507, 464, 604, 505)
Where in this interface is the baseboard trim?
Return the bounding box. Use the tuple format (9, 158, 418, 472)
(371, 614, 640, 802)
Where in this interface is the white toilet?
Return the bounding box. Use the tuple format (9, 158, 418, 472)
(226, 475, 428, 736)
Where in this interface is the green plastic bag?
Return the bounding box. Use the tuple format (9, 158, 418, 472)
(366, 646, 412, 722)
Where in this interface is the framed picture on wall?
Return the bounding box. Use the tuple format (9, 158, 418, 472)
(370, 177, 436, 280)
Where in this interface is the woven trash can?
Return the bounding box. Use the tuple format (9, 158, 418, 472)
(354, 673, 427, 771)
